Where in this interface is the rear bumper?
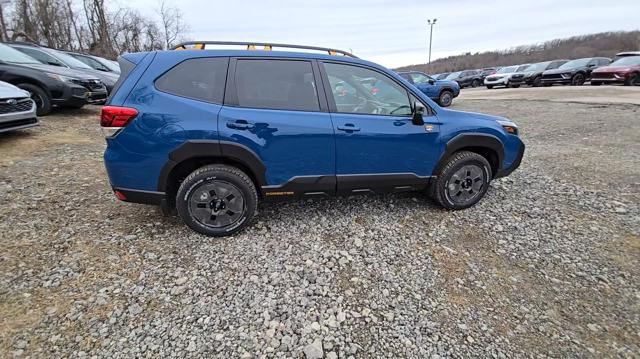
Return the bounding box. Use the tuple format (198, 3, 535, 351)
(495, 141, 525, 178)
(112, 187, 165, 205)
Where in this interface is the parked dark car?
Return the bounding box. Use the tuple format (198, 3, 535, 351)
(541, 57, 611, 86)
(479, 67, 497, 80)
(434, 73, 450, 80)
(9, 43, 118, 93)
(65, 51, 121, 74)
(445, 70, 483, 88)
(517, 60, 568, 86)
(591, 56, 640, 86)
(0, 43, 107, 115)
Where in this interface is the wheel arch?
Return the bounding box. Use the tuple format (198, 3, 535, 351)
(436, 133, 504, 178)
(158, 140, 266, 206)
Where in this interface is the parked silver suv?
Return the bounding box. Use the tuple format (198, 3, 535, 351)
(0, 81, 37, 133)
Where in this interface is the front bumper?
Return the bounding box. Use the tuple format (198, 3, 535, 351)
(495, 141, 525, 178)
(0, 100, 38, 133)
(52, 83, 108, 107)
(541, 77, 571, 85)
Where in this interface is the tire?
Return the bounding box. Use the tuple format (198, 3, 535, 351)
(532, 76, 542, 87)
(486, 85, 494, 89)
(571, 73, 585, 86)
(437, 90, 454, 107)
(624, 73, 638, 86)
(542, 83, 552, 87)
(176, 165, 258, 237)
(471, 79, 481, 88)
(591, 81, 602, 86)
(17, 83, 51, 116)
(431, 151, 492, 210)
(511, 84, 520, 88)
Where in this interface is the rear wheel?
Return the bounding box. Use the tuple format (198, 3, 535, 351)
(437, 90, 454, 107)
(571, 73, 585, 86)
(17, 83, 51, 116)
(591, 81, 602, 86)
(511, 84, 520, 88)
(431, 151, 492, 210)
(176, 165, 258, 237)
(542, 83, 552, 87)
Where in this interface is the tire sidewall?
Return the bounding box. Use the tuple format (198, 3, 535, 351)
(572, 73, 585, 86)
(437, 156, 491, 210)
(438, 90, 453, 107)
(176, 168, 257, 237)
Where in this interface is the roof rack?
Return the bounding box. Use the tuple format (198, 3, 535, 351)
(172, 41, 358, 58)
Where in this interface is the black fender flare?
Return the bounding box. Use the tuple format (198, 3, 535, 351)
(436, 132, 505, 175)
(157, 140, 267, 192)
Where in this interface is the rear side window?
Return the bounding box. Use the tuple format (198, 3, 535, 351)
(155, 57, 228, 104)
(235, 60, 319, 112)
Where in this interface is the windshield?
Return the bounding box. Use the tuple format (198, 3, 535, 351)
(610, 56, 640, 66)
(50, 49, 93, 69)
(0, 43, 41, 64)
(98, 57, 120, 72)
(445, 71, 460, 80)
(525, 62, 551, 72)
(516, 65, 530, 72)
(558, 58, 591, 69)
(496, 66, 517, 74)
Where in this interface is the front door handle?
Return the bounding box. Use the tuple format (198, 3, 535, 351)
(227, 120, 255, 130)
(337, 123, 361, 132)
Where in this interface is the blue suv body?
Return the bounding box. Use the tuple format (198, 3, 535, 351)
(102, 42, 524, 236)
(397, 71, 460, 107)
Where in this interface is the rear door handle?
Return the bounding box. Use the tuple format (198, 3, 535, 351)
(227, 120, 255, 130)
(337, 123, 360, 132)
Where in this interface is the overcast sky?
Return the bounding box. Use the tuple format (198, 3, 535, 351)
(124, 0, 639, 68)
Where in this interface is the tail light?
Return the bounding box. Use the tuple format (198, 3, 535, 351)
(101, 106, 138, 137)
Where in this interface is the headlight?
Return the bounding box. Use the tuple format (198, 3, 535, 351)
(560, 73, 572, 79)
(497, 119, 518, 135)
(44, 72, 79, 83)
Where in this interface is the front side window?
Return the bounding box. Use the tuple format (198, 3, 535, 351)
(410, 73, 433, 84)
(15, 47, 63, 66)
(235, 59, 319, 112)
(155, 57, 228, 104)
(324, 62, 411, 116)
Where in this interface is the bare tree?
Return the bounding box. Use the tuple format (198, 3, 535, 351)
(157, 0, 187, 50)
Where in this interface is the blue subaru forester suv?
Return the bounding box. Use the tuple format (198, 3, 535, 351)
(102, 41, 524, 237)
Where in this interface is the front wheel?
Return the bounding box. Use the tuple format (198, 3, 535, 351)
(486, 85, 494, 89)
(17, 83, 52, 116)
(176, 165, 258, 237)
(624, 73, 638, 86)
(431, 151, 492, 210)
(437, 90, 454, 107)
(532, 76, 542, 87)
(471, 79, 481, 88)
(571, 73, 585, 86)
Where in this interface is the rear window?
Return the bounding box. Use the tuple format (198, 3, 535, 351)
(235, 59, 319, 112)
(155, 57, 229, 103)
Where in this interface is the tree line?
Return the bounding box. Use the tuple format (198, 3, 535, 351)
(396, 31, 640, 74)
(0, 0, 188, 59)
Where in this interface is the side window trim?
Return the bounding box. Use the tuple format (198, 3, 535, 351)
(318, 60, 436, 116)
(224, 57, 323, 113)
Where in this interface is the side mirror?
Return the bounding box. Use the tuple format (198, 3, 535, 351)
(587, 63, 596, 68)
(428, 79, 435, 85)
(48, 61, 63, 67)
(412, 101, 425, 125)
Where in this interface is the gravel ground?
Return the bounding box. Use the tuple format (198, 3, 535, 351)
(1, 96, 638, 358)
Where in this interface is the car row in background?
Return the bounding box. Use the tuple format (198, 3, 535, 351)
(0, 42, 118, 116)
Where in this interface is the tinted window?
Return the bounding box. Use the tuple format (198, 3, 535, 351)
(324, 62, 411, 116)
(16, 47, 63, 66)
(235, 60, 319, 112)
(599, 58, 611, 66)
(156, 57, 228, 104)
(410, 73, 433, 84)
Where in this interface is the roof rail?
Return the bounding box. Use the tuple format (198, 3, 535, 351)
(172, 41, 358, 58)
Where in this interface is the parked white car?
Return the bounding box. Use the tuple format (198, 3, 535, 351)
(484, 65, 529, 89)
(0, 81, 38, 133)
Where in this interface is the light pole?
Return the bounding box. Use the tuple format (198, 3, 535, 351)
(427, 18, 437, 64)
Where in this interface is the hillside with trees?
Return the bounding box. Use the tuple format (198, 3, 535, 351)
(396, 31, 640, 74)
(0, 0, 189, 59)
